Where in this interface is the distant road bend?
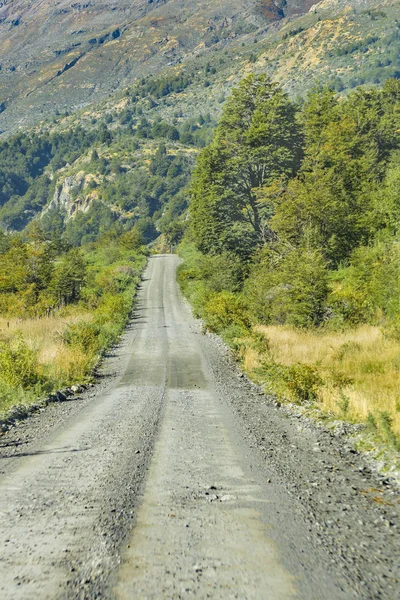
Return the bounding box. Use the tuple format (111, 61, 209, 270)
(0, 255, 398, 599)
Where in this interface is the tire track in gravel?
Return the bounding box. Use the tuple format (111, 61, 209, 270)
(0, 256, 170, 600)
(0, 255, 398, 600)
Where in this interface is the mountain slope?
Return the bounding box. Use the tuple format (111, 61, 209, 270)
(0, 0, 321, 132)
(0, 0, 398, 134)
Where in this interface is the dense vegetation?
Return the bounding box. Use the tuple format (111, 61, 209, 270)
(180, 74, 400, 445)
(0, 83, 214, 236)
(186, 74, 400, 331)
(0, 224, 147, 416)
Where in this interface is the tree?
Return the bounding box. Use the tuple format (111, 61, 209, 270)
(272, 82, 400, 266)
(0, 230, 10, 254)
(245, 235, 329, 327)
(189, 75, 302, 259)
(51, 249, 87, 306)
(0, 242, 29, 294)
(98, 124, 112, 146)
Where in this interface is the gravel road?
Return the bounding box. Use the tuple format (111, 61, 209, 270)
(0, 255, 398, 600)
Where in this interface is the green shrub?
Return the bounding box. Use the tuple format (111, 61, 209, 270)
(366, 412, 378, 431)
(63, 321, 102, 355)
(284, 363, 322, 403)
(198, 253, 244, 293)
(255, 361, 289, 397)
(203, 291, 251, 333)
(220, 324, 249, 349)
(328, 369, 354, 388)
(378, 411, 400, 449)
(257, 360, 323, 405)
(0, 335, 42, 389)
(245, 244, 329, 328)
(382, 320, 400, 342)
(251, 331, 270, 354)
(337, 390, 350, 415)
(0, 380, 40, 415)
(177, 267, 199, 282)
(95, 293, 129, 325)
(334, 341, 362, 361)
(365, 411, 399, 450)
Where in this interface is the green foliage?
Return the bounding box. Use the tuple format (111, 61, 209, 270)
(138, 72, 193, 99)
(64, 202, 118, 247)
(161, 220, 187, 248)
(366, 411, 400, 450)
(245, 241, 329, 327)
(328, 241, 400, 326)
(186, 75, 400, 333)
(285, 363, 322, 403)
(196, 252, 245, 293)
(177, 242, 250, 338)
(51, 248, 87, 305)
(273, 82, 400, 266)
(190, 74, 302, 259)
(337, 391, 350, 416)
(0, 335, 43, 389)
(0, 224, 146, 320)
(378, 412, 400, 449)
(256, 360, 322, 404)
(0, 228, 147, 414)
(203, 291, 251, 334)
(63, 321, 102, 355)
(250, 331, 270, 354)
(97, 150, 192, 243)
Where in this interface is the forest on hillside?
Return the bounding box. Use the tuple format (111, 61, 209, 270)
(0, 79, 214, 235)
(180, 75, 400, 447)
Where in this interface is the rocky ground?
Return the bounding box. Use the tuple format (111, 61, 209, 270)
(201, 331, 400, 599)
(0, 255, 398, 599)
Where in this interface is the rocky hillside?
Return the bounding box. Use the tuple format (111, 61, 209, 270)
(0, 0, 322, 133)
(1, 0, 398, 133)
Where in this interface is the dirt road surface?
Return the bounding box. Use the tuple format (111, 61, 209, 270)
(0, 255, 398, 599)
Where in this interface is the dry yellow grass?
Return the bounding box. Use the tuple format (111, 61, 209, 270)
(242, 346, 259, 373)
(252, 325, 400, 436)
(0, 313, 92, 386)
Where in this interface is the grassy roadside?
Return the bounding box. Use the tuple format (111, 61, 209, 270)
(177, 243, 400, 457)
(0, 238, 147, 418)
(240, 326, 400, 442)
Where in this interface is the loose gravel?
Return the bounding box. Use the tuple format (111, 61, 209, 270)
(0, 255, 398, 600)
(200, 330, 400, 599)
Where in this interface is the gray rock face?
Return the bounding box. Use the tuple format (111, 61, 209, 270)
(47, 173, 92, 218)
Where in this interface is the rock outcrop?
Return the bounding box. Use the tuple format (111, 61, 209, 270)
(48, 172, 97, 218)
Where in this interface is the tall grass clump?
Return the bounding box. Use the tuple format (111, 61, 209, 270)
(0, 334, 50, 415)
(242, 325, 400, 447)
